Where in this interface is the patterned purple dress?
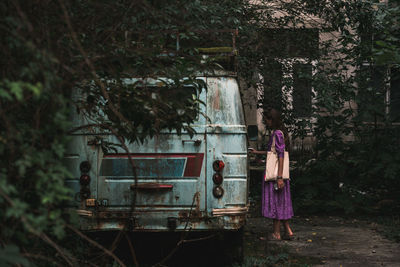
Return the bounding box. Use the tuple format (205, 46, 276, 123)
(261, 130, 294, 220)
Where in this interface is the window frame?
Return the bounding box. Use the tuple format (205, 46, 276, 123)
(358, 62, 400, 125)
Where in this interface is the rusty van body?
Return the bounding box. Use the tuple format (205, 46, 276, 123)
(65, 73, 248, 235)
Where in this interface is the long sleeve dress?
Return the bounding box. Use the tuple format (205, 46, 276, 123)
(261, 130, 294, 220)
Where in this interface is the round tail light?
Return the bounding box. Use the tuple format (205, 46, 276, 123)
(80, 174, 91, 186)
(80, 161, 91, 173)
(213, 186, 224, 198)
(213, 160, 225, 171)
(213, 173, 223, 185)
(80, 187, 91, 199)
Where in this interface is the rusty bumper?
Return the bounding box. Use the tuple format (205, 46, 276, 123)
(75, 207, 248, 232)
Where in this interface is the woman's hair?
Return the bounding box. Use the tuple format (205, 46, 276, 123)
(264, 108, 290, 148)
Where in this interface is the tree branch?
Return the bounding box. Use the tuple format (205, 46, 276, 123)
(66, 224, 126, 267)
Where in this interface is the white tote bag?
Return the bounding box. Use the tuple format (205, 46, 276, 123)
(264, 130, 290, 181)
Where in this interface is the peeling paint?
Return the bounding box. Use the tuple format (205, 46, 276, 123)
(67, 76, 248, 232)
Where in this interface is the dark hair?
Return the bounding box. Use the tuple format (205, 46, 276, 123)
(264, 108, 290, 148)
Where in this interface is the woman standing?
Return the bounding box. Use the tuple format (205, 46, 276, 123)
(249, 108, 294, 240)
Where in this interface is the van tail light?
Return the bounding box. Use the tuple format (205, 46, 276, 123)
(213, 160, 225, 171)
(213, 186, 224, 198)
(212, 160, 224, 198)
(213, 173, 223, 185)
(80, 161, 91, 173)
(80, 174, 90, 186)
(79, 160, 91, 200)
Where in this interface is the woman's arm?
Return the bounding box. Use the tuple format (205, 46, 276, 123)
(277, 157, 285, 189)
(277, 157, 284, 177)
(275, 130, 285, 189)
(248, 148, 267, 155)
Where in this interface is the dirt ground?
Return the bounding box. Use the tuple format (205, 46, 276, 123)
(244, 214, 400, 267)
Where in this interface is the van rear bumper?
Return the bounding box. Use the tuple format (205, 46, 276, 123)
(75, 207, 248, 232)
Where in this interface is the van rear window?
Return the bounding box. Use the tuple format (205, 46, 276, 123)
(120, 85, 200, 122)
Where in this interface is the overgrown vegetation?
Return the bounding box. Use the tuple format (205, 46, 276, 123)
(282, 1, 400, 216)
(0, 0, 245, 265)
(1, 0, 400, 266)
(238, 0, 400, 216)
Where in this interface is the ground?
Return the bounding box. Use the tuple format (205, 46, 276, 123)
(244, 214, 400, 267)
(93, 211, 400, 266)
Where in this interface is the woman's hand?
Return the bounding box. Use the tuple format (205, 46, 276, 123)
(277, 178, 284, 189)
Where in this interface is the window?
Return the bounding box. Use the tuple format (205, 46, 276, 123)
(293, 63, 313, 117)
(357, 2, 400, 124)
(260, 28, 318, 119)
(357, 65, 387, 122)
(389, 66, 400, 122)
(261, 60, 283, 111)
(357, 65, 400, 123)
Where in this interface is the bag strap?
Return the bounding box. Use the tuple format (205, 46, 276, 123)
(271, 130, 285, 153)
(271, 131, 277, 153)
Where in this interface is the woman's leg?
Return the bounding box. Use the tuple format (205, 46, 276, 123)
(283, 220, 293, 236)
(272, 219, 281, 239)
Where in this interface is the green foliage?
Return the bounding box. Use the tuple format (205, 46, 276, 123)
(233, 0, 400, 215)
(2, 0, 400, 265)
(0, 0, 249, 265)
(289, 1, 400, 215)
(0, 245, 32, 267)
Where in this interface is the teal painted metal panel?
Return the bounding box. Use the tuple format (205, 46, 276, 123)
(205, 77, 248, 214)
(65, 76, 249, 231)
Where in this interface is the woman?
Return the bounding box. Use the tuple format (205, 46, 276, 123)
(249, 108, 294, 240)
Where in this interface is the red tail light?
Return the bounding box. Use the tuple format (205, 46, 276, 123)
(212, 160, 225, 198)
(213, 160, 225, 171)
(80, 174, 90, 186)
(213, 173, 223, 185)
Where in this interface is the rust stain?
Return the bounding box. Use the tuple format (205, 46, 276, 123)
(178, 207, 207, 223)
(195, 192, 200, 211)
(123, 191, 130, 202)
(192, 192, 202, 218)
(212, 87, 220, 110)
(226, 215, 246, 229)
(178, 211, 188, 220)
(118, 222, 126, 229)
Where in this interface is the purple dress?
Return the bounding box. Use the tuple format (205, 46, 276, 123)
(261, 130, 294, 220)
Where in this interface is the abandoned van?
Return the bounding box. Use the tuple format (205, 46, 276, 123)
(65, 73, 249, 236)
